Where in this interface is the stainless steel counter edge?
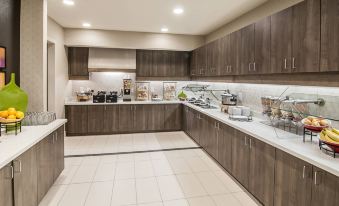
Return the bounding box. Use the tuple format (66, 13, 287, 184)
(0, 119, 67, 169)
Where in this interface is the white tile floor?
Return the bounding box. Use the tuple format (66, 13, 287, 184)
(65, 132, 199, 156)
(40, 132, 261, 206)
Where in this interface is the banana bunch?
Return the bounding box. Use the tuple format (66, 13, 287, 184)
(320, 128, 339, 143)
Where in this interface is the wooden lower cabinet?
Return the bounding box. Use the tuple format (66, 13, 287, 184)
(37, 134, 55, 202)
(217, 123, 234, 172)
(164, 104, 182, 130)
(119, 105, 135, 132)
(65, 105, 88, 135)
(87, 105, 104, 134)
(146, 104, 164, 131)
(311, 167, 339, 206)
(274, 150, 312, 206)
(202, 117, 218, 159)
(13, 147, 38, 206)
(55, 126, 65, 180)
(231, 130, 250, 188)
(103, 105, 119, 133)
(248, 138, 275, 206)
(0, 164, 13, 206)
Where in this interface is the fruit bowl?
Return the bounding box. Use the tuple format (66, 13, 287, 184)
(319, 134, 339, 153)
(302, 118, 331, 131)
(0, 117, 23, 123)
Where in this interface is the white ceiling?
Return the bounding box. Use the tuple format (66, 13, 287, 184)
(47, 0, 268, 35)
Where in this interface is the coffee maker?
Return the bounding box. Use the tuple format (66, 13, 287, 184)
(123, 79, 132, 102)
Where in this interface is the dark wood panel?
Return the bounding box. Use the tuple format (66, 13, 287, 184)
(136, 50, 152, 77)
(0, 0, 21, 84)
(270, 7, 293, 73)
(134, 105, 148, 131)
(68, 47, 89, 79)
(311, 167, 339, 206)
(206, 39, 220, 76)
(152, 50, 167, 77)
(14, 146, 38, 206)
(231, 130, 249, 188)
(65, 105, 88, 135)
(292, 0, 321, 73)
(248, 138, 275, 206)
(176, 51, 190, 77)
(119, 105, 134, 132)
(220, 35, 232, 75)
(229, 31, 242, 75)
(37, 134, 54, 202)
(217, 123, 234, 172)
(240, 24, 255, 75)
(196, 46, 207, 76)
(87, 105, 104, 134)
(164, 104, 182, 130)
(55, 126, 65, 180)
(190, 50, 198, 76)
(320, 0, 339, 72)
(254, 16, 271, 74)
(0, 163, 13, 206)
(146, 104, 164, 131)
(103, 105, 120, 133)
(274, 150, 312, 206)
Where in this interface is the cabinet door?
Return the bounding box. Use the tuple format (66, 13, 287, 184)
(134, 105, 148, 131)
(311, 167, 339, 206)
(231, 130, 249, 188)
(119, 105, 134, 132)
(136, 50, 152, 77)
(274, 150, 312, 206)
(146, 104, 164, 131)
(103, 105, 119, 133)
(248, 138, 275, 206)
(197, 46, 207, 76)
(37, 134, 55, 202)
(183, 105, 189, 133)
(13, 146, 38, 206)
(198, 114, 209, 150)
(220, 35, 231, 75)
(65, 105, 88, 135)
(254, 17, 271, 74)
(271, 7, 293, 73)
(203, 118, 218, 159)
(87, 105, 104, 134)
(187, 107, 195, 138)
(320, 0, 339, 72)
(229, 31, 241, 75)
(190, 50, 198, 76)
(206, 39, 220, 76)
(55, 126, 65, 180)
(152, 50, 167, 77)
(240, 24, 255, 75)
(0, 164, 13, 206)
(292, 0, 320, 73)
(191, 111, 201, 144)
(164, 104, 182, 130)
(217, 124, 233, 172)
(175, 51, 190, 77)
(68, 47, 89, 79)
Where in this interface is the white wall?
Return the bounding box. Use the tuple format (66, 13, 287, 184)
(47, 17, 72, 118)
(206, 0, 303, 42)
(20, 0, 48, 112)
(64, 28, 205, 51)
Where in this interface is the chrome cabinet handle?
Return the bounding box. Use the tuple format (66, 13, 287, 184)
(244, 136, 248, 146)
(292, 57, 296, 69)
(302, 166, 306, 179)
(5, 165, 14, 179)
(249, 138, 252, 149)
(253, 62, 256, 71)
(248, 63, 252, 72)
(284, 58, 287, 69)
(217, 122, 220, 129)
(314, 171, 319, 185)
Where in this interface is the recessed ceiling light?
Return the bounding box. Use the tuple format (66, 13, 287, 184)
(63, 0, 74, 6)
(173, 7, 184, 15)
(161, 27, 169, 32)
(82, 22, 91, 28)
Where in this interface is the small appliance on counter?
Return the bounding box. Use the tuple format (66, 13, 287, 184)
(93, 91, 106, 103)
(76, 88, 93, 102)
(106, 91, 118, 103)
(136, 82, 150, 101)
(123, 79, 132, 102)
(228, 106, 252, 122)
(220, 90, 238, 113)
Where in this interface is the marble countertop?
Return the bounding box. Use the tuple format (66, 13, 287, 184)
(183, 103, 339, 177)
(0, 119, 67, 169)
(64, 100, 339, 176)
(65, 100, 183, 105)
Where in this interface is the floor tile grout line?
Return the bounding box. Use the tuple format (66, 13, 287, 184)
(64, 146, 202, 158)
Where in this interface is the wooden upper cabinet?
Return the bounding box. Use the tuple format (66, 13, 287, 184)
(196, 46, 207, 76)
(206, 39, 220, 76)
(190, 50, 198, 76)
(254, 16, 271, 74)
(68, 47, 89, 80)
(271, 7, 293, 73)
(136, 50, 152, 77)
(220, 35, 232, 75)
(229, 31, 242, 75)
(320, 0, 339, 72)
(240, 24, 255, 75)
(152, 50, 167, 77)
(292, 0, 320, 73)
(176, 51, 190, 77)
